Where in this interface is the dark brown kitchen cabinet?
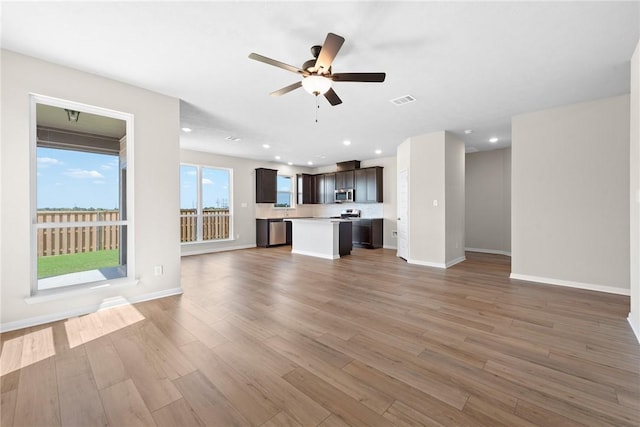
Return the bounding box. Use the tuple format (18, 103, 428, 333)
(352, 218, 383, 249)
(315, 173, 335, 204)
(297, 173, 315, 204)
(335, 170, 354, 190)
(256, 168, 277, 203)
(323, 173, 336, 203)
(354, 167, 383, 203)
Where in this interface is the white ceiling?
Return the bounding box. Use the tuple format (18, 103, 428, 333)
(2, 1, 639, 167)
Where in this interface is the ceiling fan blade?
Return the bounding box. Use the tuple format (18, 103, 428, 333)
(331, 72, 386, 82)
(315, 33, 345, 73)
(324, 88, 342, 106)
(249, 53, 310, 76)
(270, 81, 302, 97)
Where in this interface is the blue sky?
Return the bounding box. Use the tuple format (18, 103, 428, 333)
(37, 147, 120, 209)
(180, 165, 230, 209)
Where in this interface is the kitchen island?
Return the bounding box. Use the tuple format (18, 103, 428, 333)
(285, 218, 352, 259)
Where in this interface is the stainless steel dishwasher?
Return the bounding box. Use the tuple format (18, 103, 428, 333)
(269, 220, 287, 245)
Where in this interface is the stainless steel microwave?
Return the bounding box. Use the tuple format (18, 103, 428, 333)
(335, 188, 354, 203)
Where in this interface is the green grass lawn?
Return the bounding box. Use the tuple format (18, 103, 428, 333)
(38, 249, 120, 278)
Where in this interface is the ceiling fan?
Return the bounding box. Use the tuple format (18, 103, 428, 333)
(248, 32, 386, 106)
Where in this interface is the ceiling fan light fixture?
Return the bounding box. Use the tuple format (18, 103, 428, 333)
(302, 75, 332, 95)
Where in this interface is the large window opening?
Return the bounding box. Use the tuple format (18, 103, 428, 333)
(32, 98, 133, 292)
(180, 164, 232, 242)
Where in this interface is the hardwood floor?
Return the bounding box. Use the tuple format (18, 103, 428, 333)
(1, 248, 639, 426)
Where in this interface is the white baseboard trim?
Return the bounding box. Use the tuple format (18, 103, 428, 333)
(1, 287, 183, 333)
(407, 258, 447, 269)
(291, 249, 339, 260)
(182, 244, 256, 257)
(628, 312, 640, 344)
(407, 256, 466, 269)
(465, 247, 512, 257)
(509, 273, 630, 296)
(446, 256, 466, 268)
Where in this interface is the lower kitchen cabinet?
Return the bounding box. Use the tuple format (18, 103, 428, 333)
(352, 218, 383, 249)
(339, 221, 353, 256)
(256, 219, 292, 247)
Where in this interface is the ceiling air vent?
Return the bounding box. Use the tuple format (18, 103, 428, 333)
(390, 95, 416, 106)
(225, 136, 241, 142)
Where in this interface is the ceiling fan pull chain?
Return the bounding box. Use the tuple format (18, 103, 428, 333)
(315, 94, 319, 123)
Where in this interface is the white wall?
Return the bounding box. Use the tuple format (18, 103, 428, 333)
(511, 95, 630, 295)
(1, 50, 181, 331)
(465, 148, 512, 255)
(629, 39, 640, 340)
(445, 133, 465, 264)
(396, 131, 465, 268)
(180, 149, 315, 255)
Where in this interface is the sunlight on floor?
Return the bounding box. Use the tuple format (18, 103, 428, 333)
(0, 303, 146, 376)
(0, 327, 55, 376)
(64, 303, 145, 348)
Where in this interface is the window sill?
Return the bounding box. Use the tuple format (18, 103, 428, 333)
(180, 238, 236, 246)
(25, 277, 139, 304)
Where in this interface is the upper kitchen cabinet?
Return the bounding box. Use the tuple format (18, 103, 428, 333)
(335, 170, 354, 190)
(354, 167, 383, 203)
(316, 173, 336, 204)
(297, 173, 316, 204)
(256, 168, 277, 203)
(323, 173, 336, 204)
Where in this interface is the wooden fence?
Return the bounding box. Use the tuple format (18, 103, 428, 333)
(180, 209, 230, 242)
(37, 209, 231, 256)
(37, 210, 120, 257)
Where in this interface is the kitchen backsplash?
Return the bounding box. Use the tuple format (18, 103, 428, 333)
(314, 203, 384, 218)
(255, 203, 314, 218)
(255, 202, 384, 219)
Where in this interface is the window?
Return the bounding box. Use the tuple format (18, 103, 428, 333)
(180, 164, 232, 242)
(276, 175, 292, 208)
(32, 96, 133, 292)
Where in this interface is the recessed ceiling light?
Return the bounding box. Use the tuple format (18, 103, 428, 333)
(343, 140, 351, 146)
(181, 127, 192, 133)
(307, 161, 313, 165)
(489, 137, 498, 143)
(275, 155, 281, 160)
(287, 162, 293, 166)
(263, 144, 270, 149)
(375, 149, 382, 155)
(464, 129, 473, 134)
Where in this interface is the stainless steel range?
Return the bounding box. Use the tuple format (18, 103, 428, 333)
(340, 209, 361, 219)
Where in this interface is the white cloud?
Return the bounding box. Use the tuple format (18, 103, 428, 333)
(37, 157, 61, 167)
(186, 170, 197, 176)
(202, 178, 213, 185)
(101, 159, 119, 170)
(64, 169, 105, 179)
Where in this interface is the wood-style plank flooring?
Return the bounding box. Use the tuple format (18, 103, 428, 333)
(1, 248, 639, 426)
